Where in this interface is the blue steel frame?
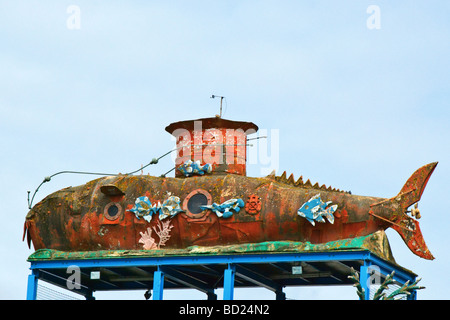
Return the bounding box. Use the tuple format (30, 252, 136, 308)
(26, 250, 418, 300)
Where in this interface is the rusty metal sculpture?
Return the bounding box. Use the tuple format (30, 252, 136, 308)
(23, 117, 437, 261)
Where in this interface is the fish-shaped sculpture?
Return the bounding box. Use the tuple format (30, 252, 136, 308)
(178, 160, 212, 177)
(298, 194, 337, 226)
(23, 161, 437, 260)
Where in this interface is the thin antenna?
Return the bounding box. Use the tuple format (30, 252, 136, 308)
(210, 95, 224, 118)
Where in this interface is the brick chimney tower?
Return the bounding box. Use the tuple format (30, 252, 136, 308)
(165, 117, 258, 177)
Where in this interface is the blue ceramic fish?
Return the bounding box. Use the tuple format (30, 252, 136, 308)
(178, 160, 212, 177)
(129, 195, 184, 222)
(297, 194, 337, 226)
(200, 198, 245, 218)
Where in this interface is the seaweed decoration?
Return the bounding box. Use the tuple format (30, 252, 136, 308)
(139, 220, 174, 250)
(139, 228, 157, 250)
(153, 219, 174, 248)
(348, 267, 425, 300)
(376, 274, 425, 300)
(348, 267, 366, 300)
(372, 271, 398, 300)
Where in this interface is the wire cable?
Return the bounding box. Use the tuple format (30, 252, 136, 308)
(27, 148, 173, 209)
(27, 142, 255, 209)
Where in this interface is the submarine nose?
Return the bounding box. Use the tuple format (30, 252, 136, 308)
(165, 117, 258, 177)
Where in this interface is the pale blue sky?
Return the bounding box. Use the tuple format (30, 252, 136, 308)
(1, 1, 449, 299)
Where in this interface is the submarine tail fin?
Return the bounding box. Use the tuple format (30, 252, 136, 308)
(397, 162, 438, 211)
(392, 162, 437, 260)
(390, 215, 434, 260)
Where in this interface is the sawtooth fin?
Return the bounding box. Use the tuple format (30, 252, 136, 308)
(270, 171, 348, 193)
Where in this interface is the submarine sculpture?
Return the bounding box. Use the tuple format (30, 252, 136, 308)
(23, 116, 437, 260)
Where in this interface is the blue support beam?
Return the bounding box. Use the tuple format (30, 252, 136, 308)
(407, 284, 418, 300)
(276, 291, 286, 300)
(26, 270, 38, 300)
(26, 250, 419, 300)
(366, 254, 418, 300)
(359, 260, 371, 300)
(369, 254, 417, 285)
(223, 264, 235, 300)
(152, 268, 164, 300)
(29, 250, 373, 270)
(85, 290, 95, 300)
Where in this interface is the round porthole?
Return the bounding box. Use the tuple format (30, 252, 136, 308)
(183, 189, 212, 218)
(104, 202, 122, 221)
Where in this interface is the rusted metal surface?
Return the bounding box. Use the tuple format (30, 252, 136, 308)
(245, 194, 262, 215)
(24, 162, 437, 260)
(23, 117, 437, 261)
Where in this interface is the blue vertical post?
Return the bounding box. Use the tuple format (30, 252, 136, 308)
(207, 291, 217, 300)
(223, 264, 235, 300)
(275, 290, 286, 300)
(359, 261, 371, 300)
(26, 270, 38, 300)
(152, 267, 164, 300)
(85, 290, 96, 300)
(407, 289, 417, 300)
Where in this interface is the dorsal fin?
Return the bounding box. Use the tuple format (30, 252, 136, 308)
(295, 176, 304, 186)
(287, 173, 295, 184)
(266, 170, 276, 180)
(269, 171, 349, 193)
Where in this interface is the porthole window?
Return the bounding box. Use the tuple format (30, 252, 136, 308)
(104, 202, 122, 221)
(183, 189, 212, 218)
(187, 193, 208, 214)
